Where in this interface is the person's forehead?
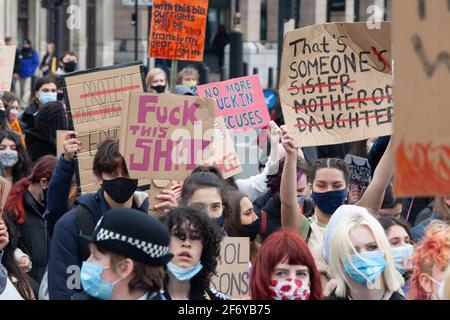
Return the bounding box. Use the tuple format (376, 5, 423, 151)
(387, 225, 408, 238)
(1, 138, 15, 146)
(349, 225, 376, 246)
(191, 188, 221, 201)
(63, 54, 76, 61)
(314, 167, 345, 181)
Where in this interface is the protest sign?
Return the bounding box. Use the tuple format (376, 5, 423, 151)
(0, 46, 16, 92)
(344, 154, 371, 192)
(149, 0, 208, 62)
(120, 92, 216, 181)
(0, 177, 12, 215)
(197, 75, 271, 132)
(279, 22, 393, 147)
(202, 116, 242, 179)
(62, 62, 146, 193)
(393, 0, 450, 196)
(211, 237, 250, 299)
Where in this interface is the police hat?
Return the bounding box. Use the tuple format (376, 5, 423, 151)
(82, 208, 173, 266)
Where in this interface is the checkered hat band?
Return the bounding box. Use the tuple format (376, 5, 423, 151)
(96, 228, 169, 258)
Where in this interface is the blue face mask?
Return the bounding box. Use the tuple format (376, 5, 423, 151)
(391, 244, 414, 275)
(344, 251, 387, 285)
(167, 261, 203, 281)
(212, 214, 224, 227)
(297, 195, 306, 207)
(311, 189, 347, 215)
(38, 92, 57, 105)
(80, 261, 123, 300)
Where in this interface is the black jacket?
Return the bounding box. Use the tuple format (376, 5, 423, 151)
(20, 104, 39, 130)
(253, 191, 313, 241)
(24, 129, 56, 162)
(5, 191, 48, 288)
(160, 285, 229, 300)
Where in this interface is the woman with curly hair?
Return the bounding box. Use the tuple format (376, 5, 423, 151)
(250, 228, 322, 300)
(0, 130, 31, 184)
(161, 206, 228, 300)
(407, 221, 449, 300)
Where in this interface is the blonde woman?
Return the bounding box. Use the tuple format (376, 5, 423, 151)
(327, 206, 404, 300)
(145, 67, 169, 93)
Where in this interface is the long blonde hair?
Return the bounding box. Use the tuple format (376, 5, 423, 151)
(329, 207, 404, 298)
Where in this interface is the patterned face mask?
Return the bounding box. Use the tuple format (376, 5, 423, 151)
(269, 278, 311, 300)
(0, 150, 19, 167)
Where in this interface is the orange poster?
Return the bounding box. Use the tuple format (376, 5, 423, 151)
(392, 0, 450, 196)
(148, 0, 208, 62)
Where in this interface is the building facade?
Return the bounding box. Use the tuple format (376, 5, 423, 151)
(1, 0, 391, 86)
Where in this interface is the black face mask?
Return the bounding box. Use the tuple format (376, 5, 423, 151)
(102, 177, 138, 204)
(57, 91, 65, 101)
(63, 61, 77, 73)
(241, 218, 261, 241)
(151, 85, 166, 93)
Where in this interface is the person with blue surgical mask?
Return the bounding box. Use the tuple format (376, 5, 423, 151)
(161, 206, 229, 300)
(326, 207, 404, 300)
(20, 77, 58, 130)
(74, 207, 173, 300)
(379, 217, 414, 294)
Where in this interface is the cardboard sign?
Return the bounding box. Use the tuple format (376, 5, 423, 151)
(211, 237, 250, 299)
(344, 154, 371, 192)
(197, 75, 271, 132)
(120, 92, 216, 181)
(0, 46, 16, 92)
(0, 177, 12, 215)
(393, 0, 450, 196)
(279, 22, 393, 147)
(148, 0, 208, 62)
(62, 62, 146, 194)
(202, 116, 242, 179)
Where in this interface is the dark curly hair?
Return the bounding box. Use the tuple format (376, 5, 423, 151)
(163, 206, 223, 290)
(0, 130, 31, 183)
(33, 101, 68, 141)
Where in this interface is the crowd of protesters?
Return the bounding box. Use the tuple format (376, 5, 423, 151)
(0, 36, 449, 301)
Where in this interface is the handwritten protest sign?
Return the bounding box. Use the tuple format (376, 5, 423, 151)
(0, 177, 12, 215)
(197, 75, 271, 132)
(344, 154, 371, 192)
(279, 22, 393, 147)
(0, 46, 16, 92)
(149, 0, 208, 62)
(393, 0, 450, 196)
(202, 116, 242, 178)
(120, 92, 216, 181)
(62, 62, 146, 193)
(211, 237, 250, 299)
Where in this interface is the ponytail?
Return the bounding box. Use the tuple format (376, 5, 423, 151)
(4, 177, 32, 224)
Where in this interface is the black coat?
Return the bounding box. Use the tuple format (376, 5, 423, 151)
(6, 191, 48, 287)
(25, 129, 56, 162)
(20, 104, 38, 131)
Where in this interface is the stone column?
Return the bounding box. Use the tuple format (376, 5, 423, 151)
(69, 0, 87, 70)
(0, 0, 18, 42)
(96, 0, 115, 66)
(240, 0, 261, 42)
(315, 0, 328, 24)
